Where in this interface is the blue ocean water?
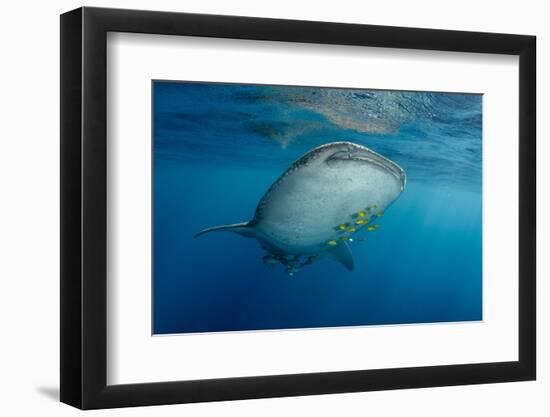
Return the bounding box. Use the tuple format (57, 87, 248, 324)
(153, 81, 482, 334)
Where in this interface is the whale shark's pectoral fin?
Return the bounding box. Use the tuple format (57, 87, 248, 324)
(194, 221, 256, 238)
(330, 242, 355, 271)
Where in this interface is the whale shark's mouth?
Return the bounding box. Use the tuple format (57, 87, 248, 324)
(326, 146, 406, 190)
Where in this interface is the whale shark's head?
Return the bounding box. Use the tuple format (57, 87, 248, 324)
(299, 141, 406, 191)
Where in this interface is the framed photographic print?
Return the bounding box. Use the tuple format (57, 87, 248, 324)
(60, 7, 536, 409)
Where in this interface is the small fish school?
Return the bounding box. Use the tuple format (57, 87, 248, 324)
(326, 205, 382, 247)
(263, 205, 384, 276)
(262, 253, 317, 276)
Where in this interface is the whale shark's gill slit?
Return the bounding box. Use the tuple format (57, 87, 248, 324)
(194, 221, 255, 238)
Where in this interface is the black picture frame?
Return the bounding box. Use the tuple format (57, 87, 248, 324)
(60, 6, 536, 410)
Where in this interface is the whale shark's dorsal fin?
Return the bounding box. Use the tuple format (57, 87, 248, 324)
(330, 242, 355, 271)
(194, 221, 255, 238)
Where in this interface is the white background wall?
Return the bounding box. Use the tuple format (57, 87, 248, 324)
(0, 0, 545, 415)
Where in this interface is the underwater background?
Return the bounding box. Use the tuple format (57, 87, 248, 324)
(153, 81, 482, 334)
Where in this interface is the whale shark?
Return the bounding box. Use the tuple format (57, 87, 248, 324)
(195, 141, 406, 275)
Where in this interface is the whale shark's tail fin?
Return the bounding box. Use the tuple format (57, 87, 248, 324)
(194, 221, 256, 238)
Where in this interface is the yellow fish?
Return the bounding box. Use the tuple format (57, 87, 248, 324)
(339, 236, 349, 241)
(338, 223, 349, 230)
(347, 227, 356, 233)
(355, 218, 369, 225)
(367, 225, 379, 232)
(358, 211, 367, 217)
(326, 240, 338, 246)
(376, 212, 384, 217)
